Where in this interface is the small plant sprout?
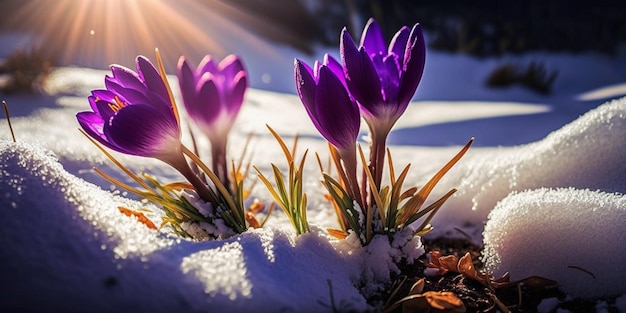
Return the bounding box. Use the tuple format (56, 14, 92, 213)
(3, 101, 16, 142)
(77, 49, 263, 240)
(254, 125, 310, 235)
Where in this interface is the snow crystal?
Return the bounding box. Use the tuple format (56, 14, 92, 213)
(482, 188, 626, 299)
(333, 228, 425, 298)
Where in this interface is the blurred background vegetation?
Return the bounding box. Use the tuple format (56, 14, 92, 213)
(1, 0, 625, 57)
(0, 0, 624, 94)
(208, 0, 625, 56)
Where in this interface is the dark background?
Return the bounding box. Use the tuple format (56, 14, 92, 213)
(1, 0, 625, 58)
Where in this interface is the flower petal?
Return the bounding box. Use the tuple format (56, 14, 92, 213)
(77, 111, 128, 153)
(177, 56, 198, 115)
(314, 66, 360, 149)
(295, 59, 317, 114)
(219, 55, 245, 83)
(110, 64, 145, 92)
(191, 73, 221, 126)
(93, 97, 117, 122)
(88, 90, 114, 114)
(197, 55, 217, 77)
(323, 54, 347, 90)
(360, 18, 386, 56)
(104, 104, 179, 158)
(105, 76, 150, 105)
(398, 23, 426, 108)
(389, 26, 410, 63)
(341, 28, 383, 112)
(224, 71, 247, 116)
(377, 54, 401, 104)
(136, 56, 170, 104)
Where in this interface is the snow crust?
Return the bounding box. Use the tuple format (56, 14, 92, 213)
(428, 97, 626, 239)
(482, 188, 626, 299)
(0, 140, 369, 312)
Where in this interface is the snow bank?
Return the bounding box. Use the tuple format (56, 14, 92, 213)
(430, 97, 626, 239)
(0, 140, 369, 312)
(482, 188, 626, 299)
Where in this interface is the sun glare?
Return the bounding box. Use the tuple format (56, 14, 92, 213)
(5, 0, 277, 71)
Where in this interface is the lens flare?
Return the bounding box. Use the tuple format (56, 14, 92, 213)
(5, 0, 282, 71)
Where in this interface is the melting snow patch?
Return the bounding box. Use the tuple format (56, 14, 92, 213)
(431, 97, 626, 239)
(482, 187, 626, 299)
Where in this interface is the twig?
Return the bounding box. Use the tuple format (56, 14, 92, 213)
(3, 101, 16, 142)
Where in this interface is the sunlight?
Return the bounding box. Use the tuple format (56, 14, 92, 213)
(5, 0, 280, 71)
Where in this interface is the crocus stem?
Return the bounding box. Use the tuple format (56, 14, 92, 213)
(182, 145, 240, 220)
(165, 151, 218, 206)
(369, 129, 388, 193)
(338, 146, 363, 209)
(211, 139, 231, 194)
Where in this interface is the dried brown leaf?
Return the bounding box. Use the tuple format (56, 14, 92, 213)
(424, 291, 466, 312)
(118, 206, 157, 230)
(426, 251, 460, 275)
(327, 228, 348, 240)
(457, 252, 490, 286)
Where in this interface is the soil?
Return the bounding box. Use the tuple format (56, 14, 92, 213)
(378, 237, 623, 313)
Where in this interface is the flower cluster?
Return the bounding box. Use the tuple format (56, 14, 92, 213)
(295, 18, 472, 245)
(76, 18, 471, 248)
(77, 51, 266, 239)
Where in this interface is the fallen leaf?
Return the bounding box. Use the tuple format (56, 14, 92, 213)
(424, 291, 466, 312)
(327, 228, 348, 239)
(118, 206, 157, 230)
(426, 250, 460, 275)
(458, 252, 490, 286)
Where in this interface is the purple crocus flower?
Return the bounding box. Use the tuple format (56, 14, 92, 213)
(341, 18, 425, 132)
(177, 54, 247, 144)
(77, 56, 215, 204)
(341, 18, 425, 189)
(77, 56, 181, 162)
(177, 54, 247, 186)
(295, 54, 360, 152)
(295, 54, 362, 205)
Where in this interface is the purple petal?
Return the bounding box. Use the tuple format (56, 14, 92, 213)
(177, 57, 199, 115)
(397, 24, 426, 108)
(219, 55, 245, 83)
(77, 111, 128, 154)
(360, 18, 386, 56)
(91, 89, 116, 105)
(224, 71, 247, 116)
(389, 26, 410, 63)
(190, 74, 221, 126)
(88, 90, 112, 114)
(109, 65, 145, 92)
(104, 104, 179, 158)
(197, 55, 217, 77)
(377, 54, 401, 104)
(294, 59, 317, 115)
(105, 77, 150, 105)
(341, 28, 383, 111)
(135, 56, 170, 104)
(93, 98, 116, 122)
(314, 66, 360, 150)
(323, 54, 347, 90)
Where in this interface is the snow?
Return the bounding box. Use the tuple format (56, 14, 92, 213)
(0, 140, 368, 312)
(482, 188, 626, 299)
(2, 29, 626, 311)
